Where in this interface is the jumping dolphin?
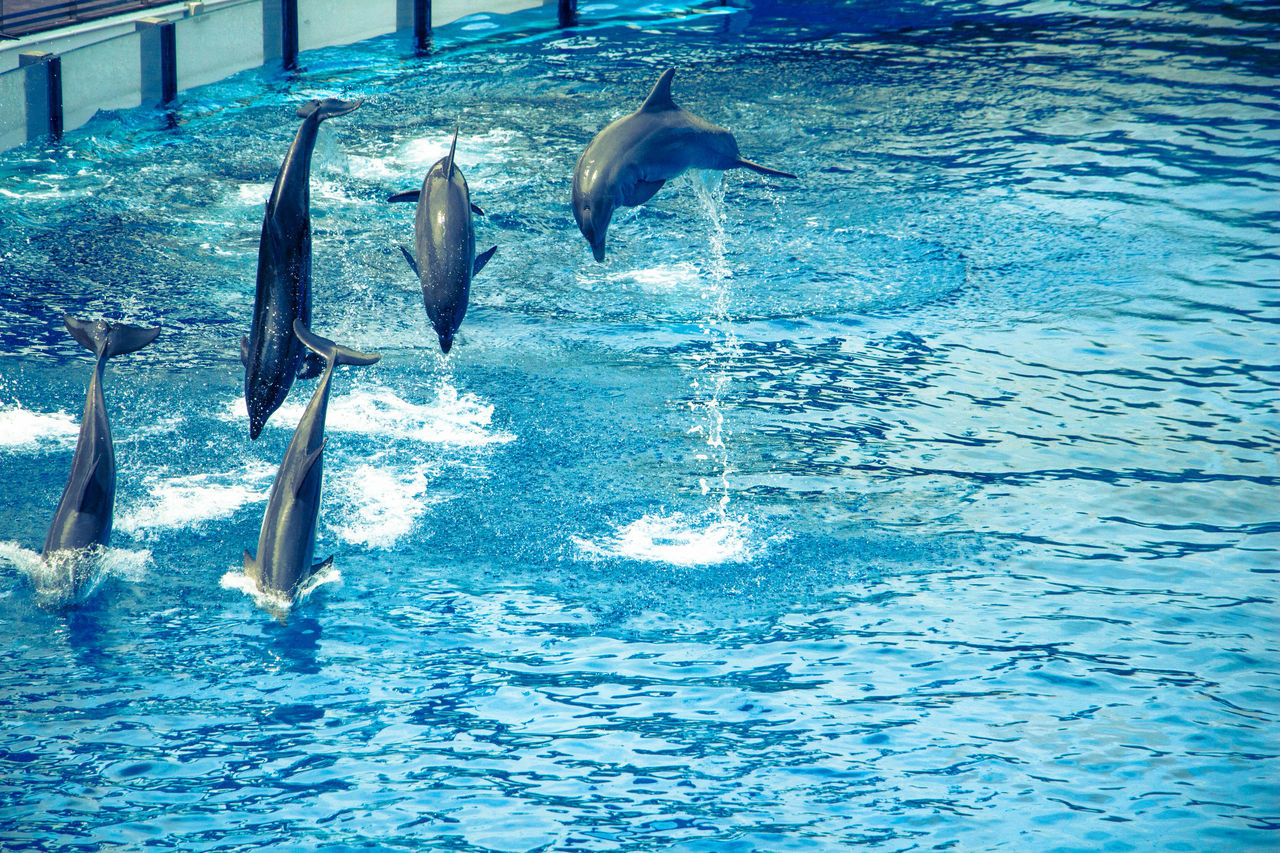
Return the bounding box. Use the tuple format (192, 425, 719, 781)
(44, 315, 161, 555)
(243, 319, 379, 599)
(572, 68, 797, 262)
(388, 129, 497, 354)
(242, 97, 363, 439)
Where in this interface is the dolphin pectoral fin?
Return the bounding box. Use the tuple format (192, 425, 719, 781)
(640, 68, 678, 113)
(734, 158, 798, 180)
(240, 335, 250, 368)
(311, 555, 334, 575)
(400, 245, 420, 277)
(243, 550, 260, 581)
(473, 245, 498, 276)
(292, 440, 327, 498)
(470, 202, 486, 217)
(298, 352, 325, 380)
(73, 452, 107, 514)
(625, 179, 666, 206)
(388, 190, 420, 204)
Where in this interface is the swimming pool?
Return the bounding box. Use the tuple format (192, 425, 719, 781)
(1, 0, 1277, 848)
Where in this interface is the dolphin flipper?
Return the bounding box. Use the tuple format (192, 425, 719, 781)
(292, 440, 327, 497)
(733, 158, 797, 180)
(473, 245, 497, 276)
(470, 202, 485, 217)
(400, 245, 420, 277)
(298, 353, 325, 379)
(624, 179, 666, 206)
(388, 190, 420, 204)
(243, 550, 260, 583)
(70, 451, 107, 514)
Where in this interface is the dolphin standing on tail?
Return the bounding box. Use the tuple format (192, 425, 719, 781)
(572, 68, 797, 262)
(243, 320, 379, 600)
(242, 97, 363, 439)
(44, 315, 161, 555)
(388, 129, 497, 354)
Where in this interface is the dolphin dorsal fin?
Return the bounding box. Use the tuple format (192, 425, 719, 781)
(640, 69, 678, 113)
(445, 127, 459, 177)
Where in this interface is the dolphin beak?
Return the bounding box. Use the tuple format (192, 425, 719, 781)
(439, 332, 454, 354)
(591, 237, 606, 263)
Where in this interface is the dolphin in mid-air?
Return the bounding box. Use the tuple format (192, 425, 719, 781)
(44, 315, 161, 555)
(572, 68, 797, 262)
(242, 97, 363, 439)
(243, 320, 379, 600)
(388, 129, 497, 354)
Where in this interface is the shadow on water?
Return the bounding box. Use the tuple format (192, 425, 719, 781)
(260, 615, 324, 674)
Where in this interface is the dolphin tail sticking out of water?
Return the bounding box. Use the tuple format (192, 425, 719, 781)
(44, 315, 161, 556)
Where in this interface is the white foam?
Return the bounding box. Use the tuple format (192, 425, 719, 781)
(0, 541, 151, 607)
(329, 461, 445, 548)
(222, 384, 514, 447)
(573, 512, 760, 567)
(115, 460, 277, 536)
(236, 182, 272, 206)
(0, 405, 79, 451)
(220, 560, 341, 617)
(605, 262, 702, 293)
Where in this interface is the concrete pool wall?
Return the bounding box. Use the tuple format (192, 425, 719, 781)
(0, 0, 564, 152)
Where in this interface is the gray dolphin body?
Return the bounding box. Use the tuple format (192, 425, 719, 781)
(388, 131, 497, 354)
(572, 68, 797, 262)
(243, 320, 379, 598)
(242, 97, 363, 440)
(43, 315, 161, 555)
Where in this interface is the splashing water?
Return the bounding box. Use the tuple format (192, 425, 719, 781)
(0, 542, 152, 609)
(220, 561, 342, 619)
(573, 511, 757, 567)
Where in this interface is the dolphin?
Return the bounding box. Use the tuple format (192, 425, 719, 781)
(388, 129, 497, 354)
(43, 315, 161, 555)
(572, 68, 797, 262)
(243, 319, 379, 599)
(242, 97, 363, 439)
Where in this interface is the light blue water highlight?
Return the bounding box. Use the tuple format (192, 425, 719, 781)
(0, 1, 1277, 849)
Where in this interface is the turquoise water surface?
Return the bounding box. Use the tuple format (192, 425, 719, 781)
(1, 1, 1277, 849)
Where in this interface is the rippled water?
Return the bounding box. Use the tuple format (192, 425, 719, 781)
(1, 0, 1277, 849)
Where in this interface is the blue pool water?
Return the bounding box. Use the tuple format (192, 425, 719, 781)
(1, 0, 1278, 848)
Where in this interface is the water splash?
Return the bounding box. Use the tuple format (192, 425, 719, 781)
(688, 169, 738, 522)
(115, 459, 277, 536)
(0, 404, 79, 451)
(0, 541, 151, 608)
(573, 511, 758, 567)
(220, 561, 341, 618)
(329, 460, 446, 548)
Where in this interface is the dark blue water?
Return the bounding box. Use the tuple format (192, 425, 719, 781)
(1, 1, 1278, 849)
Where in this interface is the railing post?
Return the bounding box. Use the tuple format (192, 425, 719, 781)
(138, 18, 177, 105)
(20, 51, 62, 141)
(558, 0, 577, 27)
(414, 0, 431, 53)
(281, 0, 299, 70)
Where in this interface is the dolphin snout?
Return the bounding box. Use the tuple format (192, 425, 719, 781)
(591, 237, 606, 263)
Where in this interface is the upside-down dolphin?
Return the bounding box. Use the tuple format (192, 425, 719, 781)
(44, 315, 161, 555)
(572, 68, 797, 262)
(242, 97, 363, 439)
(388, 129, 497, 354)
(243, 320, 379, 599)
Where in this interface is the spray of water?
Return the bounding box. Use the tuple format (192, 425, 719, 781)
(689, 170, 739, 522)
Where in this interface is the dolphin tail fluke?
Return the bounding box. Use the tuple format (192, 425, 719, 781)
(293, 320, 381, 369)
(387, 190, 420, 204)
(734, 158, 797, 180)
(65, 315, 162, 360)
(399, 245, 420, 277)
(640, 68, 678, 113)
(473, 245, 497, 276)
(445, 127, 459, 177)
(297, 97, 364, 121)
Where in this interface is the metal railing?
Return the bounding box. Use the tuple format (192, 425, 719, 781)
(0, 0, 167, 39)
